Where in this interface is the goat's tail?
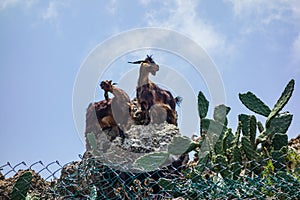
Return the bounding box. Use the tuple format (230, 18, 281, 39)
(175, 96, 183, 107)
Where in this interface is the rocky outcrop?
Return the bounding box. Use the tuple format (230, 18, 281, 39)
(84, 94, 183, 172)
(288, 134, 300, 154)
(85, 120, 181, 172)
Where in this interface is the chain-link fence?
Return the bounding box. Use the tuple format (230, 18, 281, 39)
(1, 153, 299, 200)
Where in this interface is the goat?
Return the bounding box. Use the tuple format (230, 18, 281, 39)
(100, 80, 132, 139)
(128, 55, 181, 125)
(149, 103, 178, 126)
(85, 99, 120, 144)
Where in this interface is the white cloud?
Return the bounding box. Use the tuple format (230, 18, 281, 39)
(225, 0, 300, 28)
(42, 1, 58, 21)
(0, 0, 19, 10)
(139, 0, 152, 6)
(226, 0, 300, 65)
(226, 0, 269, 17)
(292, 33, 300, 65)
(41, 1, 69, 31)
(144, 0, 227, 56)
(0, 0, 36, 10)
(106, 0, 117, 15)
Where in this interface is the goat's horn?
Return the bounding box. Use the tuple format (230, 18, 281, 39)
(128, 60, 144, 64)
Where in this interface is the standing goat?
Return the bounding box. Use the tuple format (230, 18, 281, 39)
(100, 80, 131, 138)
(85, 98, 120, 143)
(129, 55, 181, 125)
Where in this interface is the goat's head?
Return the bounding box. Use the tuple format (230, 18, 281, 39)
(100, 80, 115, 92)
(128, 55, 159, 76)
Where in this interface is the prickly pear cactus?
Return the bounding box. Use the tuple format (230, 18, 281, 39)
(271, 146, 288, 170)
(213, 104, 231, 126)
(268, 113, 293, 134)
(239, 92, 271, 117)
(214, 154, 229, 178)
(239, 114, 250, 136)
(201, 119, 227, 137)
(234, 122, 242, 146)
(195, 152, 210, 173)
(134, 152, 170, 171)
(257, 127, 274, 143)
(11, 171, 33, 200)
(231, 145, 242, 179)
(241, 136, 257, 161)
(168, 136, 192, 155)
(257, 121, 264, 133)
(266, 79, 294, 128)
(198, 91, 209, 119)
(223, 129, 234, 155)
(248, 115, 257, 146)
(158, 178, 176, 191)
(134, 136, 194, 171)
(86, 132, 100, 156)
(271, 133, 288, 151)
(201, 118, 227, 155)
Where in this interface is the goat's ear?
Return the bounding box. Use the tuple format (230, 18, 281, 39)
(128, 60, 143, 64)
(108, 80, 112, 84)
(99, 81, 104, 87)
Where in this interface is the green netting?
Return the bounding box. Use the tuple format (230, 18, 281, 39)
(1, 154, 299, 199)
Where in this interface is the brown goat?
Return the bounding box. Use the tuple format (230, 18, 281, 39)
(100, 80, 131, 137)
(85, 99, 120, 142)
(129, 55, 181, 125)
(149, 103, 178, 126)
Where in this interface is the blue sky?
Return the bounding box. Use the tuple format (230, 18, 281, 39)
(1, 0, 300, 170)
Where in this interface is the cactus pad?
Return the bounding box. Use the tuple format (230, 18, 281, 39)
(213, 104, 231, 125)
(198, 91, 209, 119)
(134, 152, 170, 171)
(201, 119, 227, 137)
(239, 92, 271, 117)
(231, 146, 242, 179)
(239, 114, 250, 136)
(214, 154, 229, 178)
(168, 136, 192, 155)
(248, 115, 257, 146)
(241, 136, 257, 160)
(223, 129, 234, 154)
(269, 113, 293, 134)
(86, 132, 100, 156)
(257, 121, 264, 133)
(271, 133, 288, 151)
(11, 171, 33, 200)
(201, 119, 227, 154)
(266, 79, 294, 127)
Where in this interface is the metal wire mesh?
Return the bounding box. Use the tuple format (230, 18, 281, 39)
(1, 154, 299, 200)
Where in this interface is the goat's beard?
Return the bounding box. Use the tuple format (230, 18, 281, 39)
(151, 71, 157, 76)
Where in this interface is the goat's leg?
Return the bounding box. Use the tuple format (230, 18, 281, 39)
(140, 102, 150, 125)
(118, 126, 128, 144)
